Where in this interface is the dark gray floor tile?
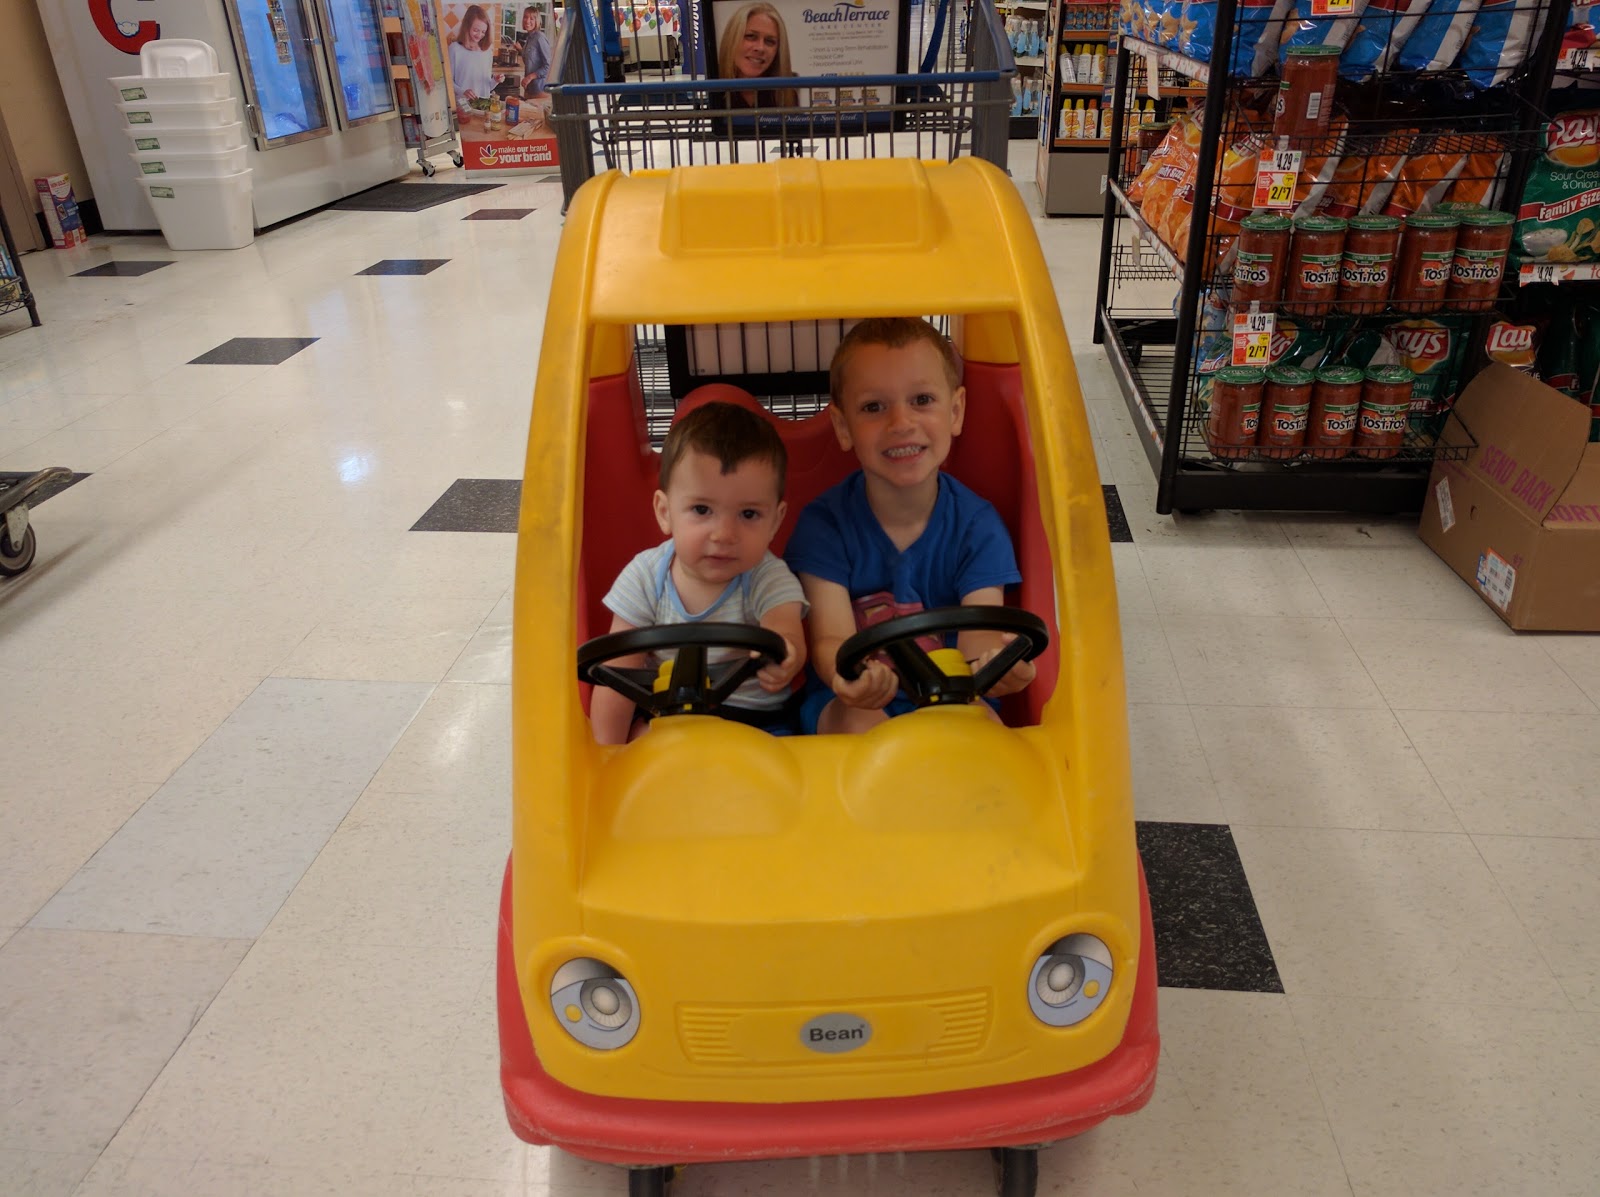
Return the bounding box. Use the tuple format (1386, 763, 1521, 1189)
(356, 259, 450, 276)
(72, 261, 173, 278)
(411, 479, 521, 532)
(1137, 820, 1283, 994)
(1104, 484, 1132, 543)
(188, 338, 319, 366)
(464, 209, 536, 221)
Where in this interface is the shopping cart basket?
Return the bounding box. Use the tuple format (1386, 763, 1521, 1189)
(548, 0, 1017, 208)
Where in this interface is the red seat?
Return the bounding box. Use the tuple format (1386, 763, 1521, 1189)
(577, 365, 1060, 725)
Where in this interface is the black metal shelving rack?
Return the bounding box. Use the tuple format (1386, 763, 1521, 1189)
(1092, 0, 1571, 513)
(0, 199, 41, 331)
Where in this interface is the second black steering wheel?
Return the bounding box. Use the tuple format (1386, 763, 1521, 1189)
(834, 606, 1049, 709)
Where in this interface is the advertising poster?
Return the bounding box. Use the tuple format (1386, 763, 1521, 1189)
(707, 0, 906, 109)
(442, 2, 561, 172)
(403, 0, 454, 139)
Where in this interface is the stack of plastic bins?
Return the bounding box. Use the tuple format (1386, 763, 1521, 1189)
(113, 39, 254, 250)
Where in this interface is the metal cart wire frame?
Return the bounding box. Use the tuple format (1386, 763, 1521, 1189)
(547, 0, 1017, 209)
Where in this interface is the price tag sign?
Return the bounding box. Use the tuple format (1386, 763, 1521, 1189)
(1231, 309, 1275, 367)
(1311, 0, 1353, 13)
(1253, 149, 1302, 210)
(1529, 262, 1563, 285)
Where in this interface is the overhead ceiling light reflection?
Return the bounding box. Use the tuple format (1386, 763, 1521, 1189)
(338, 454, 372, 484)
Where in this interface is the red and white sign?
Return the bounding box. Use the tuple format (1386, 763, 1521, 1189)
(1253, 149, 1301, 211)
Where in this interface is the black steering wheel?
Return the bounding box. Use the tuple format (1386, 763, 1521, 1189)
(835, 606, 1049, 709)
(577, 622, 787, 718)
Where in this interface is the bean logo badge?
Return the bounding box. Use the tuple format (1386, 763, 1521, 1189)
(800, 1012, 872, 1053)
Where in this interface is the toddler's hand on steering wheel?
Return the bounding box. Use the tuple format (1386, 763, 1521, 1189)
(969, 636, 1036, 697)
(832, 659, 898, 710)
(754, 635, 802, 693)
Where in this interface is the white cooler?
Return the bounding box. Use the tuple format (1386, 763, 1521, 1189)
(141, 171, 255, 250)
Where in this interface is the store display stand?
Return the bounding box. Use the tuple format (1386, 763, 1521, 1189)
(1035, 0, 1112, 215)
(0, 202, 41, 330)
(998, 0, 1050, 139)
(383, 3, 463, 175)
(1092, 0, 1567, 513)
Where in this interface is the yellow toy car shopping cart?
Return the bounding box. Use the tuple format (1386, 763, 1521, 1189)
(499, 156, 1158, 1197)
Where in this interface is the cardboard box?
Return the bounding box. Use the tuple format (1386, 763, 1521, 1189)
(33, 173, 87, 249)
(1419, 362, 1600, 631)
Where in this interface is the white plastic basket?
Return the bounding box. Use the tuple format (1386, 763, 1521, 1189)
(130, 144, 249, 179)
(111, 74, 231, 105)
(123, 121, 245, 155)
(140, 170, 255, 251)
(139, 38, 220, 78)
(118, 95, 239, 129)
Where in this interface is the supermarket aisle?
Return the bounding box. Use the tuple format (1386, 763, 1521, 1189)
(0, 153, 1596, 1197)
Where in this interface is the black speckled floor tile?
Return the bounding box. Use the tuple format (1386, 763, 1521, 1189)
(0, 471, 90, 505)
(188, 337, 319, 366)
(356, 259, 450, 276)
(1137, 821, 1283, 993)
(464, 208, 536, 220)
(1103, 484, 1132, 543)
(412, 478, 521, 532)
(72, 261, 173, 278)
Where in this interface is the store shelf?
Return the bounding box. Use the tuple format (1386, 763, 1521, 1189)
(1059, 82, 1109, 94)
(1107, 179, 1180, 276)
(1137, 85, 1208, 99)
(1121, 36, 1209, 85)
(1518, 261, 1600, 285)
(1017, 55, 1045, 67)
(1055, 137, 1109, 147)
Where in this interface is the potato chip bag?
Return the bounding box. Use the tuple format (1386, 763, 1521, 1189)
(1127, 118, 1184, 204)
(1318, 132, 1413, 219)
(1341, 0, 1433, 79)
(1139, 112, 1201, 238)
(1517, 110, 1600, 264)
(1444, 152, 1506, 209)
(1178, 0, 1294, 77)
(1459, 0, 1548, 88)
(1397, 0, 1481, 70)
(1279, 0, 1372, 62)
(1381, 146, 1470, 218)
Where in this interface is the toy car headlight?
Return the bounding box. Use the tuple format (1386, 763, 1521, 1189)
(550, 959, 641, 1049)
(1027, 934, 1113, 1027)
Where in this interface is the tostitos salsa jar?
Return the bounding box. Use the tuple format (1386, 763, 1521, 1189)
(1233, 212, 1292, 305)
(1392, 213, 1459, 314)
(1355, 365, 1415, 459)
(1447, 208, 1514, 312)
(1285, 215, 1347, 316)
(1337, 214, 1402, 315)
(1307, 365, 1363, 459)
(1207, 366, 1266, 460)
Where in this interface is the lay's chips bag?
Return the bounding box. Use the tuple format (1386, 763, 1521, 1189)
(1341, 0, 1433, 79)
(1517, 110, 1600, 264)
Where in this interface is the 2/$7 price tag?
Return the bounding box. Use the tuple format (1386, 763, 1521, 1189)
(1310, 0, 1354, 13)
(1253, 148, 1302, 210)
(1231, 309, 1275, 367)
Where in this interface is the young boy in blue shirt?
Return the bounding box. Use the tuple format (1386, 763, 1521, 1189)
(786, 317, 1035, 734)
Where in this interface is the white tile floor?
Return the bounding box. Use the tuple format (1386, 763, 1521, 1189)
(1, 145, 1597, 1197)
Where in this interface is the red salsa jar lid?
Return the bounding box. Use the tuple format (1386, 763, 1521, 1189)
(1266, 364, 1315, 387)
(1364, 364, 1415, 386)
(1293, 215, 1348, 234)
(1215, 366, 1269, 385)
(1315, 365, 1365, 385)
(1241, 213, 1293, 233)
(1347, 214, 1402, 233)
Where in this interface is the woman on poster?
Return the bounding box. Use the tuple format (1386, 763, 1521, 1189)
(449, 4, 502, 118)
(519, 5, 553, 98)
(717, 2, 798, 108)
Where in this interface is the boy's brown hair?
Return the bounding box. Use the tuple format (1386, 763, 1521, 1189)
(829, 317, 962, 403)
(659, 401, 788, 495)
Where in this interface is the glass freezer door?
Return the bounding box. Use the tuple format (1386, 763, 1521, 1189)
(318, 0, 399, 128)
(224, 0, 334, 147)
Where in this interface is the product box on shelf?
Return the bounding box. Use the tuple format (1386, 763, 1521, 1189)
(1419, 363, 1600, 631)
(34, 173, 87, 249)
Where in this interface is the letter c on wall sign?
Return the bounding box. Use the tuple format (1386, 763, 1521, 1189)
(90, 0, 161, 56)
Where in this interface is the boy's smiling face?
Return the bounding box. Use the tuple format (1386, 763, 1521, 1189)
(830, 339, 966, 493)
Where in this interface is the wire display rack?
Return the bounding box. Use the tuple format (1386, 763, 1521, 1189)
(1093, 0, 1571, 513)
(547, 0, 1016, 208)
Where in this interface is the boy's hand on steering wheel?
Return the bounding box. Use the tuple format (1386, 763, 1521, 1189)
(969, 636, 1036, 697)
(832, 659, 898, 710)
(754, 635, 803, 693)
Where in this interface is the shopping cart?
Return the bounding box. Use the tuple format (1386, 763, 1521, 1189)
(547, 0, 1016, 208)
(0, 467, 71, 577)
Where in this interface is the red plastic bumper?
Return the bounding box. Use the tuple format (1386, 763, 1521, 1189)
(497, 858, 1160, 1166)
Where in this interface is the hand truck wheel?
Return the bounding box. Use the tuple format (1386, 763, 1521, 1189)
(0, 522, 37, 576)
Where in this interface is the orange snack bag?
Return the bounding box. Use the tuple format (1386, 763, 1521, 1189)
(1444, 152, 1507, 209)
(1139, 112, 1200, 242)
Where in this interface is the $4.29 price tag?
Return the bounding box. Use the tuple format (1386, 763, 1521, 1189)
(1252, 148, 1302, 210)
(1232, 309, 1275, 367)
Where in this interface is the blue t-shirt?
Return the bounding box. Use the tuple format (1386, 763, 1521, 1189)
(786, 471, 1021, 623)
